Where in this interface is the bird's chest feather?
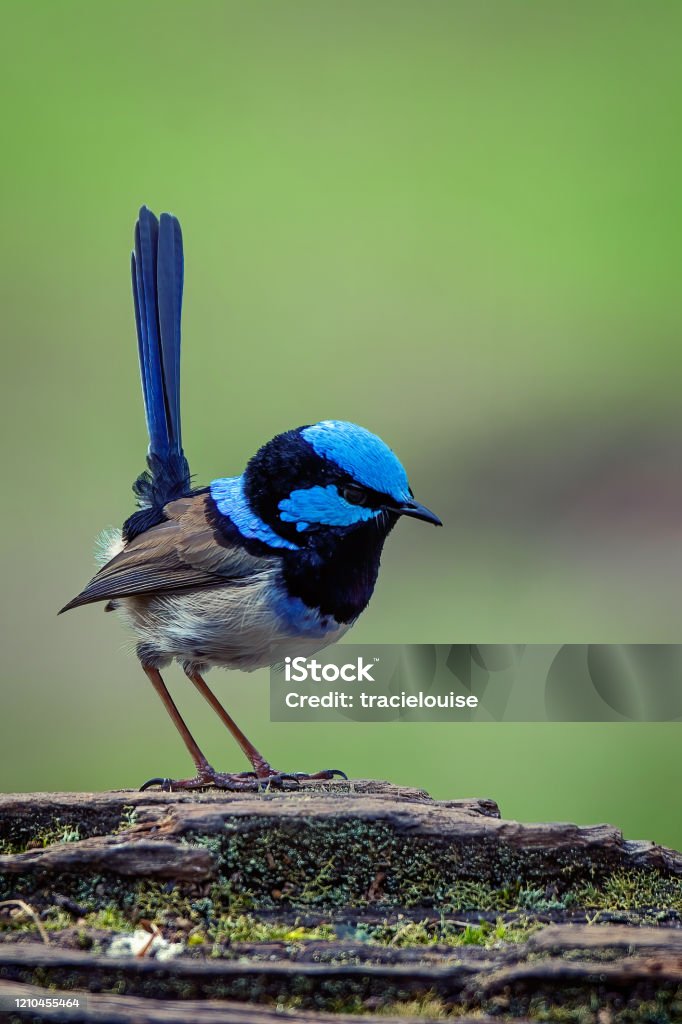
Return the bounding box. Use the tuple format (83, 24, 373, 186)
(119, 574, 347, 673)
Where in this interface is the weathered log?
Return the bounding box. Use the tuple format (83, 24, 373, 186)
(468, 953, 682, 998)
(0, 980, 506, 1024)
(0, 836, 214, 881)
(1, 783, 680, 1022)
(0, 941, 484, 997)
(0, 783, 679, 893)
(527, 923, 682, 953)
(1, 924, 680, 1020)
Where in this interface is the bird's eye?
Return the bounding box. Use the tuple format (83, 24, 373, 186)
(340, 484, 368, 506)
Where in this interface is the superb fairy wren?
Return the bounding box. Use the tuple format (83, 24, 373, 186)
(61, 207, 441, 791)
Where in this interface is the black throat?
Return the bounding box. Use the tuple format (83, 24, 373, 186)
(281, 517, 397, 624)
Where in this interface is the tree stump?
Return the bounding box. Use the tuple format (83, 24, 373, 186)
(0, 781, 680, 1022)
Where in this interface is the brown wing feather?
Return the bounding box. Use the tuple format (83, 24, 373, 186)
(59, 494, 277, 613)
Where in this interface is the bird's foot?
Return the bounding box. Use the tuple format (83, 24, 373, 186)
(140, 763, 300, 793)
(139, 765, 348, 792)
(212, 765, 348, 787)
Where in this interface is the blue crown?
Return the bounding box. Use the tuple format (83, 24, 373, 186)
(301, 420, 411, 502)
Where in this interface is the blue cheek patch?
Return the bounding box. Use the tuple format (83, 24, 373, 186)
(211, 476, 300, 550)
(301, 420, 411, 502)
(279, 484, 379, 529)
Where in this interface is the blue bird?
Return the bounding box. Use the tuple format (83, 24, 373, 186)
(61, 207, 441, 791)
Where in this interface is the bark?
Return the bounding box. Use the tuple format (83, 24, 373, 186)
(1, 782, 680, 1022)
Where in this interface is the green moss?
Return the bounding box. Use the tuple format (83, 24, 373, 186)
(365, 914, 539, 948)
(76, 877, 338, 945)
(375, 993, 450, 1017)
(521, 991, 682, 1023)
(166, 820, 677, 915)
(113, 806, 138, 833)
(83, 905, 135, 932)
(0, 821, 81, 855)
(443, 880, 518, 911)
(0, 900, 138, 939)
(198, 821, 546, 910)
(3, 855, 678, 934)
(575, 869, 682, 913)
(42, 908, 74, 931)
(0, 803, 133, 854)
(519, 887, 578, 913)
(207, 913, 336, 945)
(131, 880, 222, 925)
(0, 904, 68, 936)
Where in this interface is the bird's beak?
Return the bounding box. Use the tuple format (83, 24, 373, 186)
(394, 499, 443, 526)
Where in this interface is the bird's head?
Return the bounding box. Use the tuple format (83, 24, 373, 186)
(240, 419, 441, 548)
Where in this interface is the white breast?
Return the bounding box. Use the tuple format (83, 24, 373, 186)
(115, 573, 348, 674)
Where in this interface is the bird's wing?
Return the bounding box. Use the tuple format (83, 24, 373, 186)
(59, 494, 277, 612)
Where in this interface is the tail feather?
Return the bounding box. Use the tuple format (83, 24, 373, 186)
(157, 213, 184, 450)
(126, 206, 191, 539)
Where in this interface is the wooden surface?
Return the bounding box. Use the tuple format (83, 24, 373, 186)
(1, 782, 680, 1022)
(1, 781, 679, 882)
(0, 980, 510, 1023)
(1, 925, 680, 1022)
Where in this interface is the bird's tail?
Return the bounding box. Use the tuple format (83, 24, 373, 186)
(126, 206, 191, 538)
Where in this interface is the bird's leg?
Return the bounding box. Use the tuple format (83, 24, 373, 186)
(184, 669, 276, 779)
(139, 665, 273, 792)
(185, 670, 347, 785)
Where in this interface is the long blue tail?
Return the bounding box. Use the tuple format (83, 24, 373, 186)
(125, 206, 191, 539)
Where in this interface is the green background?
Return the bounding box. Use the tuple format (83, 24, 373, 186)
(1, 2, 680, 847)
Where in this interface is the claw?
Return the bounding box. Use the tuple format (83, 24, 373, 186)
(290, 768, 348, 782)
(140, 777, 173, 792)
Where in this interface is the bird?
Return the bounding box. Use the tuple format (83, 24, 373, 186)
(60, 206, 442, 792)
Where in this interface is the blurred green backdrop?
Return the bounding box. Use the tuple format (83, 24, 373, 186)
(1, 2, 680, 847)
